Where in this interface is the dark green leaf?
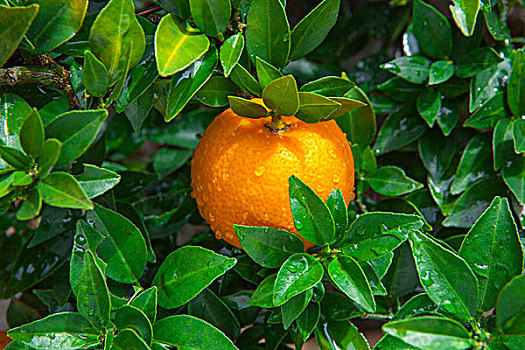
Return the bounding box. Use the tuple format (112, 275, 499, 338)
(220, 33, 244, 77)
(114, 305, 152, 345)
(189, 0, 231, 37)
(373, 335, 418, 350)
(281, 289, 312, 330)
(327, 97, 367, 120)
(470, 60, 511, 112)
(459, 196, 524, 312)
(292, 302, 320, 343)
(153, 315, 238, 349)
(39, 172, 93, 209)
(124, 86, 154, 132)
(321, 291, 364, 321)
(7, 312, 100, 350)
(383, 316, 473, 350)
(116, 56, 159, 113)
(273, 253, 324, 306)
(228, 96, 268, 118)
(328, 255, 375, 312)
(416, 87, 441, 127)
(418, 128, 456, 180)
(45, 109, 107, 166)
(195, 76, 237, 107)
(130, 287, 158, 324)
(429, 60, 454, 85)
(463, 92, 506, 129)
(513, 119, 525, 153)
(229, 63, 262, 96)
(246, 0, 290, 69)
(89, 0, 145, 84)
(154, 14, 209, 77)
(326, 189, 348, 237)
(165, 47, 218, 122)
(342, 212, 424, 261)
(455, 47, 503, 78)
(75, 164, 121, 198)
(83, 50, 108, 97)
(233, 225, 304, 268)
(248, 273, 276, 308)
(262, 75, 299, 116)
(0, 146, 31, 169)
(502, 157, 525, 205)
(153, 245, 236, 309)
(360, 261, 387, 296)
(300, 76, 355, 97)
(289, 0, 339, 61)
(367, 166, 424, 196)
(316, 321, 370, 350)
(0, 5, 39, 67)
(336, 86, 376, 147)
(152, 0, 190, 18)
(450, 0, 480, 37)
(508, 49, 525, 118)
(255, 57, 283, 88)
(112, 329, 150, 350)
(19, 108, 44, 159)
(412, 0, 452, 58)
(493, 119, 516, 171)
(484, 10, 510, 41)
(288, 175, 335, 245)
(0, 93, 32, 147)
(496, 275, 525, 334)
(409, 230, 478, 321)
(153, 147, 192, 177)
(380, 56, 431, 84)
(37, 139, 61, 178)
(295, 92, 340, 123)
(17, 187, 41, 220)
(378, 77, 424, 102)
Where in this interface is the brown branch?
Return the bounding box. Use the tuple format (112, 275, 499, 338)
(136, 5, 161, 16)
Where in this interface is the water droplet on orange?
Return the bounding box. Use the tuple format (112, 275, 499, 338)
(329, 149, 337, 158)
(333, 174, 340, 183)
(255, 165, 266, 176)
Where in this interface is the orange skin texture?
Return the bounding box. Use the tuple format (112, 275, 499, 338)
(191, 103, 355, 249)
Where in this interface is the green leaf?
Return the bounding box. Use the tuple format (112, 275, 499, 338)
(153, 315, 239, 349)
(409, 230, 478, 321)
(255, 57, 283, 88)
(497, 275, 525, 334)
(229, 63, 262, 96)
(248, 273, 276, 308)
(341, 212, 424, 261)
(326, 189, 348, 237)
(189, 0, 231, 37)
(233, 225, 304, 268)
(459, 197, 524, 312)
(19, 108, 44, 159)
(455, 47, 503, 78)
(228, 96, 268, 118)
(116, 56, 159, 113)
(360, 261, 387, 296)
(508, 49, 525, 118)
(367, 166, 424, 196)
(450, 134, 492, 195)
(336, 86, 376, 147)
(450, 0, 480, 37)
(295, 92, 340, 123)
(300, 76, 355, 97)
(45, 109, 107, 166)
(292, 302, 320, 344)
(83, 50, 108, 97)
(165, 46, 218, 122)
(112, 329, 150, 350)
(220, 33, 244, 77)
(75, 164, 121, 198)
(155, 14, 209, 77)
(0, 5, 39, 67)
(383, 316, 473, 350)
(373, 335, 418, 350)
(502, 157, 525, 205)
(493, 119, 516, 171)
(463, 92, 505, 129)
(37, 138, 61, 178)
(327, 97, 367, 120)
(0, 93, 33, 147)
(25, 0, 87, 55)
(245, 0, 290, 69)
(114, 305, 153, 345)
(130, 287, 158, 324)
(378, 77, 424, 102)
(373, 105, 427, 155)
(380, 56, 431, 84)
(328, 255, 375, 312)
(418, 128, 456, 181)
(321, 291, 364, 321)
(153, 245, 236, 309)
(289, 0, 339, 61)
(85, 203, 147, 283)
(416, 87, 441, 127)
(0, 146, 31, 169)
(262, 75, 299, 116)
(513, 119, 525, 153)
(195, 76, 237, 107)
(273, 253, 324, 306)
(152, 0, 190, 18)
(484, 10, 510, 41)
(316, 321, 370, 350)
(281, 290, 312, 330)
(89, 0, 145, 85)
(288, 175, 335, 245)
(7, 312, 100, 350)
(470, 60, 511, 113)
(124, 86, 154, 132)
(429, 60, 454, 85)
(153, 148, 192, 177)
(38, 172, 93, 209)
(412, 0, 452, 58)
(77, 250, 111, 326)
(17, 187, 41, 220)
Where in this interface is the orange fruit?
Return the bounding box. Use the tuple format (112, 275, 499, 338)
(190, 99, 355, 249)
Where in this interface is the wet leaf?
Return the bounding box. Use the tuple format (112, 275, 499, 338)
(449, 0, 480, 37)
(429, 60, 454, 85)
(367, 166, 424, 196)
(416, 87, 441, 127)
(75, 164, 121, 198)
(412, 0, 452, 58)
(380, 56, 431, 84)
(502, 157, 525, 205)
(513, 119, 525, 153)
(114, 305, 152, 345)
(507, 49, 525, 118)
(220, 34, 244, 77)
(497, 275, 525, 334)
(39, 172, 93, 210)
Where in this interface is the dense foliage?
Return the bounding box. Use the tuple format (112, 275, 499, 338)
(0, 0, 524, 349)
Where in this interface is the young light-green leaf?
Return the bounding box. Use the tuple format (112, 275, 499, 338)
(367, 166, 424, 196)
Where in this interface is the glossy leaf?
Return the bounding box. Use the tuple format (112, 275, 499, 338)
(262, 75, 299, 116)
(455, 47, 502, 78)
(513, 119, 525, 153)
(153, 245, 236, 309)
(116, 56, 159, 114)
(233, 225, 304, 268)
(19, 108, 44, 159)
(493, 119, 516, 171)
(75, 164, 120, 198)
(189, 0, 231, 37)
(418, 129, 456, 181)
(429, 60, 454, 85)
(328, 255, 375, 312)
(409, 230, 478, 321)
(484, 10, 510, 41)
(153, 147, 192, 177)
(114, 305, 153, 345)
(292, 302, 320, 343)
(0, 147, 31, 170)
(288, 175, 335, 245)
(327, 97, 367, 120)
(367, 166, 424, 196)
(381, 56, 431, 84)
(248, 273, 276, 308)
(508, 49, 525, 118)
(463, 92, 505, 130)
(38, 138, 61, 178)
(412, 0, 452, 58)
(153, 315, 238, 349)
(45, 109, 107, 166)
(336, 86, 376, 147)
(470, 60, 511, 113)
(496, 275, 525, 334)
(195, 76, 237, 107)
(295, 92, 340, 123)
(289, 0, 339, 61)
(273, 253, 324, 306)
(155, 14, 209, 77)
(130, 287, 158, 324)
(450, 0, 480, 37)
(502, 157, 525, 205)
(228, 96, 268, 118)
(341, 212, 424, 261)
(83, 50, 108, 97)
(112, 329, 150, 350)
(255, 57, 283, 88)
(316, 320, 370, 350)
(383, 316, 473, 350)
(17, 187, 41, 220)
(0, 5, 39, 67)
(281, 290, 312, 330)
(321, 291, 364, 321)
(459, 197, 523, 312)
(0, 93, 33, 147)
(39, 172, 93, 209)
(229, 63, 262, 96)
(220, 34, 244, 77)
(416, 87, 441, 127)
(300, 76, 355, 97)
(326, 189, 348, 236)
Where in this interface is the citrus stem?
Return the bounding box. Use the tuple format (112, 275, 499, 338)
(265, 111, 289, 133)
